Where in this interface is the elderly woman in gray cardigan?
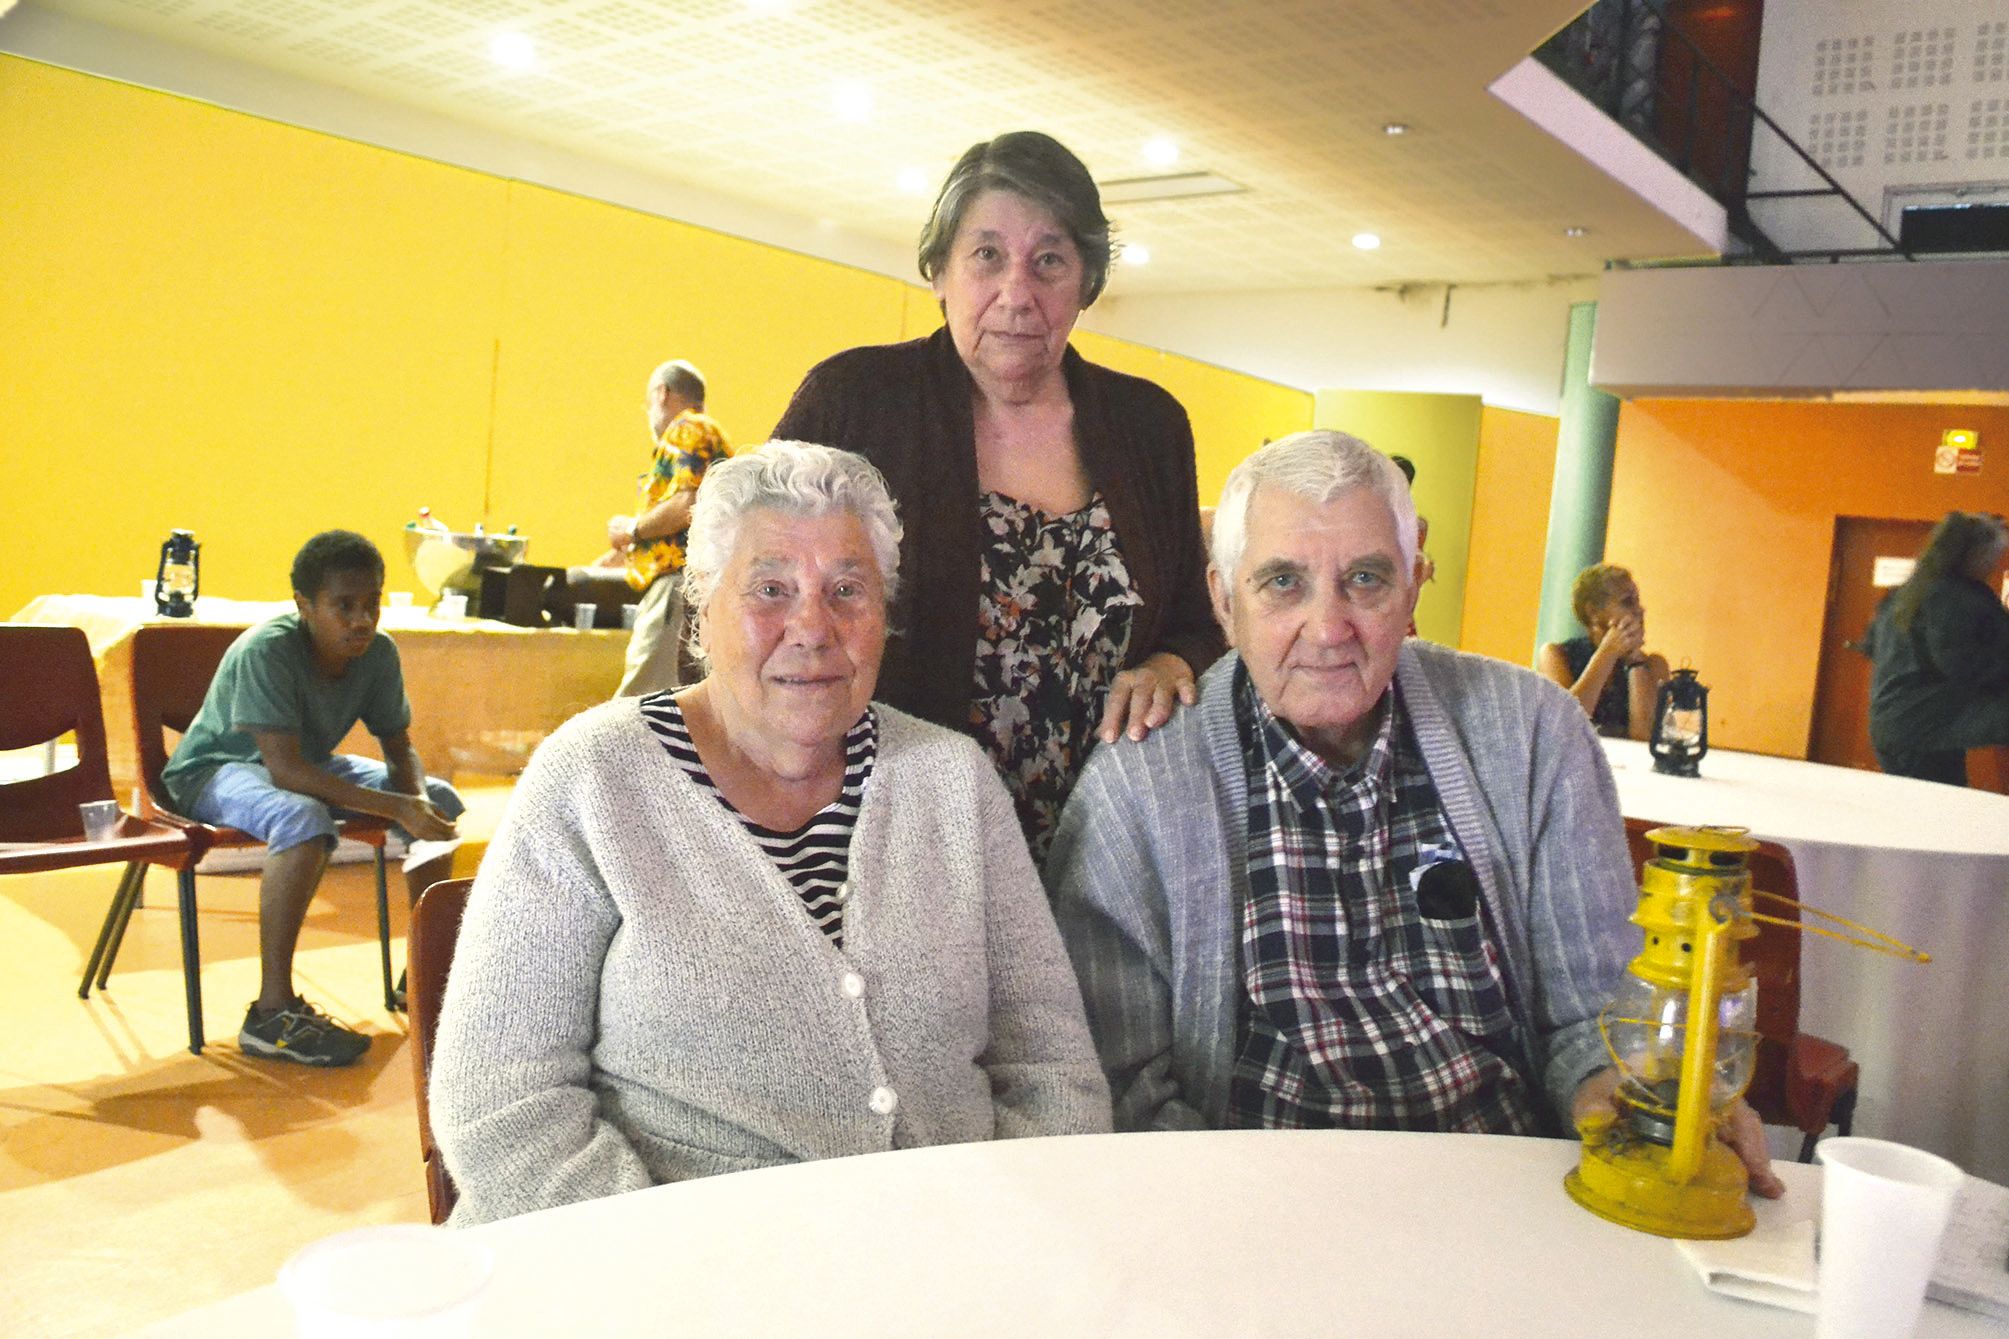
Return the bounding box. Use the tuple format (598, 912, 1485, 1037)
(430, 442, 1111, 1225)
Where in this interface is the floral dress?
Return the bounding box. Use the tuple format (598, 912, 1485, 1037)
(971, 491, 1140, 863)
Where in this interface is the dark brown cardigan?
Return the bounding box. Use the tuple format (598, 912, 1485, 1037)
(772, 327, 1225, 736)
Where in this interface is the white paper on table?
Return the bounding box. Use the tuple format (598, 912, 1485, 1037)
(1676, 1219, 1817, 1314)
(1676, 1175, 2009, 1322)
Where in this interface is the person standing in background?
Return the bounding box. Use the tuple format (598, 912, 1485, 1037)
(772, 131, 1220, 863)
(608, 360, 731, 697)
(1866, 510, 2009, 786)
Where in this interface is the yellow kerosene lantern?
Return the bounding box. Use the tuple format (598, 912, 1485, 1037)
(1567, 825, 1932, 1240)
(1567, 826, 1761, 1239)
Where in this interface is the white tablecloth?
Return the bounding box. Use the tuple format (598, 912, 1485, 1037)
(1601, 739, 2009, 1182)
(131, 1131, 1997, 1338)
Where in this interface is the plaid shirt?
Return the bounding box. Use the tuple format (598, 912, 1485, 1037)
(1226, 664, 1538, 1134)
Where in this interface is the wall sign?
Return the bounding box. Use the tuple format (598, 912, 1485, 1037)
(1934, 427, 1982, 475)
(1872, 556, 1916, 588)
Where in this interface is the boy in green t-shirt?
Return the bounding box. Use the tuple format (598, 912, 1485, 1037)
(164, 531, 462, 1066)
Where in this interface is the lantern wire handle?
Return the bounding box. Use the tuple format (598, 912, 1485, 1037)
(1745, 889, 1932, 964)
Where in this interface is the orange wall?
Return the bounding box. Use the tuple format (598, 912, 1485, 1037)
(1608, 400, 2009, 756)
(1461, 406, 1560, 665)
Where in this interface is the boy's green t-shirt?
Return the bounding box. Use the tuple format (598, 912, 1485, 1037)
(161, 613, 412, 811)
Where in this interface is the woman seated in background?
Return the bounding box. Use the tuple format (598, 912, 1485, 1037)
(1865, 510, 2009, 786)
(429, 442, 1111, 1226)
(773, 130, 1220, 863)
(1538, 563, 1669, 740)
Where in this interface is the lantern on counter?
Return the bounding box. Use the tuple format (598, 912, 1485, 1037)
(1649, 667, 1709, 777)
(1566, 826, 1761, 1239)
(155, 529, 200, 618)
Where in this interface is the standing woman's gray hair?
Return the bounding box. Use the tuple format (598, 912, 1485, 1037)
(681, 440, 904, 617)
(916, 131, 1116, 306)
(1210, 429, 1420, 584)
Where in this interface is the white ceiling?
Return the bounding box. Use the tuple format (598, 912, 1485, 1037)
(20, 0, 1716, 294)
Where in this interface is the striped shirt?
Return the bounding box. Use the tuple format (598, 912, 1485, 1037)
(638, 695, 875, 945)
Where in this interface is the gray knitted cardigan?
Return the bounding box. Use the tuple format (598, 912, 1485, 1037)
(431, 698, 1111, 1226)
(1046, 641, 1636, 1134)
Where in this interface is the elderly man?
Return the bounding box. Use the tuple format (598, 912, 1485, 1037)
(607, 359, 731, 697)
(1048, 430, 1781, 1193)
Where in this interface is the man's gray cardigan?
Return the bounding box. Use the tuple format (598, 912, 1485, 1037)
(432, 699, 1111, 1225)
(1046, 641, 1636, 1134)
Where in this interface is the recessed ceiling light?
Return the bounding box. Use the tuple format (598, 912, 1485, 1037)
(896, 167, 931, 196)
(1564, 225, 1589, 237)
(833, 81, 873, 123)
(1382, 122, 1410, 136)
(489, 30, 536, 72)
(1122, 245, 1152, 267)
(1143, 136, 1180, 168)
(1352, 232, 1382, 250)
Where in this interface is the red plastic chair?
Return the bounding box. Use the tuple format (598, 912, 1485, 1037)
(1622, 817, 1859, 1161)
(89, 623, 397, 1054)
(408, 876, 471, 1224)
(0, 626, 207, 1045)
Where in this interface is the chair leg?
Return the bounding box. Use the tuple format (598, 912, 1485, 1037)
(374, 846, 395, 1012)
(1833, 1090, 1856, 1139)
(79, 862, 146, 998)
(1798, 1131, 1819, 1164)
(97, 861, 150, 988)
(177, 865, 205, 1054)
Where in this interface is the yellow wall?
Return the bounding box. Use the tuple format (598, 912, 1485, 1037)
(1, 55, 1308, 617)
(1460, 406, 1560, 666)
(1312, 391, 1483, 647)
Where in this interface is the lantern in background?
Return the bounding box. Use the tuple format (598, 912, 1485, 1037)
(1567, 826, 1761, 1239)
(155, 530, 200, 619)
(1650, 667, 1708, 777)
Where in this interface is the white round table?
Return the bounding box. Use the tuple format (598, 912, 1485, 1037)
(132, 1131, 1996, 1337)
(1600, 738, 2009, 1182)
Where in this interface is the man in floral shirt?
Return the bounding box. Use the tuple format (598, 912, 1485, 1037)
(609, 360, 731, 696)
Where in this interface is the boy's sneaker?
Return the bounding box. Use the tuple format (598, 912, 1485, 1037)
(239, 997, 371, 1067)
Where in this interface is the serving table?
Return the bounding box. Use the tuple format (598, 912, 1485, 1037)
(1601, 738, 2009, 1182)
(10, 595, 627, 792)
(129, 1129, 1997, 1338)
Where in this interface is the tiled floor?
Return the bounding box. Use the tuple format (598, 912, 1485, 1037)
(0, 786, 510, 1338)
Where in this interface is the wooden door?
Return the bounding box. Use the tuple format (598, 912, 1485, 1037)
(1807, 516, 1931, 771)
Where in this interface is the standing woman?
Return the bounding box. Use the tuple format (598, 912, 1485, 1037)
(773, 131, 1221, 861)
(1539, 563, 1669, 741)
(1867, 510, 2009, 785)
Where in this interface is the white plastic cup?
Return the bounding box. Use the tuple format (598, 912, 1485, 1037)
(78, 800, 121, 842)
(573, 602, 598, 631)
(278, 1224, 492, 1339)
(1815, 1136, 1964, 1339)
(620, 603, 639, 630)
(435, 593, 468, 620)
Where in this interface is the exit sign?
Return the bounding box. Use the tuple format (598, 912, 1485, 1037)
(1934, 427, 1982, 475)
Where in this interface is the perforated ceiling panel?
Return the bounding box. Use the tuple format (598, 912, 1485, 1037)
(29, 0, 1714, 292)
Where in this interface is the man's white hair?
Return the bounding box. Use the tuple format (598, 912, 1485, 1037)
(647, 359, 706, 408)
(1209, 429, 1419, 591)
(680, 441, 903, 660)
